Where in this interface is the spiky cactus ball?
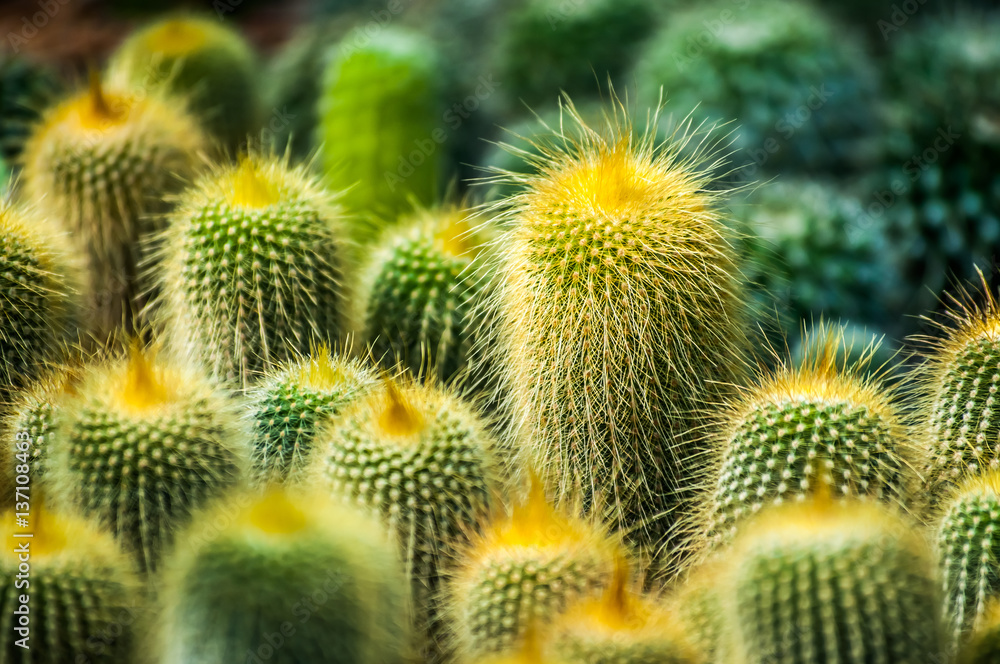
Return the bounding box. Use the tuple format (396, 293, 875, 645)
(159, 152, 346, 389)
(109, 14, 259, 151)
(493, 100, 749, 556)
(702, 327, 914, 548)
(48, 346, 248, 573)
(358, 206, 491, 383)
(938, 473, 1000, 647)
(22, 74, 205, 341)
(633, 0, 879, 180)
(722, 498, 945, 664)
(0, 204, 80, 398)
(248, 347, 376, 482)
(447, 478, 620, 659)
(319, 27, 441, 228)
(0, 507, 141, 663)
(311, 377, 501, 656)
(156, 488, 411, 664)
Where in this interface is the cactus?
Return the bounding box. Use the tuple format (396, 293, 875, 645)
(633, 0, 880, 181)
(318, 26, 441, 230)
(311, 377, 501, 657)
(156, 487, 411, 664)
(938, 472, 1000, 648)
(0, 203, 81, 399)
(21, 74, 205, 342)
(550, 563, 704, 664)
(920, 271, 1000, 504)
(492, 99, 750, 558)
(158, 152, 346, 389)
(108, 14, 260, 151)
(669, 559, 725, 661)
(722, 497, 945, 664)
(357, 206, 492, 383)
(961, 600, 1000, 664)
(47, 345, 248, 573)
(0, 506, 141, 663)
(447, 477, 620, 659)
(248, 347, 376, 482)
(701, 324, 915, 548)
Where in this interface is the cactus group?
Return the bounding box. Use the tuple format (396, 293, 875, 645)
(493, 100, 749, 556)
(159, 152, 346, 389)
(47, 345, 248, 573)
(155, 488, 411, 664)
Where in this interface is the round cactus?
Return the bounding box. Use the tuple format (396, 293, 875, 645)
(158, 152, 346, 389)
(701, 325, 915, 548)
(938, 473, 1000, 648)
(318, 26, 442, 230)
(108, 14, 260, 150)
(491, 99, 750, 558)
(156, 487, 411, 664)
(248, 347, 376, 483)
(722, 497, 945, 664)
(447, 477, 620, 659)
(0, 506, 141, 663)
(669, 559, 725, 661)
(0, 203, 81, 399)
(311, 377, 501, 656)
(47, 345, 248, 573)
(357, 206, 492, 383)
(21, 74, 206, 342)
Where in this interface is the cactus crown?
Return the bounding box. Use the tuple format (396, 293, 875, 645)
(223, 155, 284, 209)
(245, 487, 311, 535)
(483, 474, 596, 551)
(3, 503, 119, 563)
(141, 16, 211, 55)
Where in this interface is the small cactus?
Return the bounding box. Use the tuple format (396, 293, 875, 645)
(492, 98, 749, 558)
(21, 73, 206, 342)
(158, 152, 346, 389)
(156, 487, 411, 664)
(357, 206, 492, 383)
(701, 324, 915, 548)
(311, 377, 501, 657)
(108, 14, 260, 150)
(722, 497, 945, 664)
(47, 345, 248, 573)
(447, 476, 620, 659)
(0, 505, 142, 663)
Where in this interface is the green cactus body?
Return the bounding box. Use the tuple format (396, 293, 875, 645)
(319, 27, 441, 229)
(633, 0, 880, 180)
(312, 379, 500, 656)
(160, 153, 345, 389)
(494, 102, 749, 559)
(22, 76, 205, 341)
(248, 349, 376, 482)
(670, 561, 724, 661)
(48, 348, 248, 573)
(157, 488, 410, 664)
(448, 480, 619, 659)
(359, 208, 490, 383)
(2, 366, 80, 484)
(725, 499, 945, 664)
(0, 508, 141, 663)
(0, 205, 80, 398)
(108, 15, 260, 150)
(938, 474, 1000, 647)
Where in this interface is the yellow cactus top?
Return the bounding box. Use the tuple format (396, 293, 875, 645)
(1, 502, 126, 564)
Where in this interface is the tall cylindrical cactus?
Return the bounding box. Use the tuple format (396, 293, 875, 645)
(158, 152, 346, 389)
(492, 100, 749, 558)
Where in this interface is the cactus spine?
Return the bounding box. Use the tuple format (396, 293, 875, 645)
(21, 74, 205, 341)
(156, 488, 411, 664)
(47, 345, 248, 573)
(248, 347, 376, 482)
(702, 325, 914, 548)
(447, 477, 620, 659)
(358, 206, 491, 383)
(0, 506, 141, 663)
(311, 377, 501, 656)
(159, 152, 346, 389)
(492, 100, 749, 556)
(722, 498, 945, 664)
